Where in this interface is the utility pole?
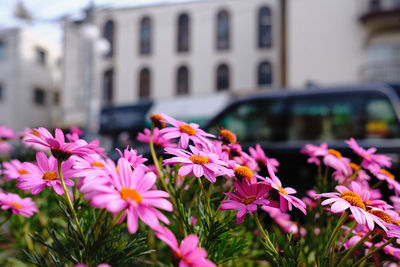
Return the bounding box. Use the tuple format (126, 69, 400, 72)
(280, 0, 287, 88)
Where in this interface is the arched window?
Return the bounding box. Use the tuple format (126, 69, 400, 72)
(258, 61, 272, 86)
(258, 7, 272, 48)
(103, 20, 115, 57)
(139, 17, 151, 55)
(102, 69, 114, 104)
(176, 66, 189, 95)
(216, 64, 230, 91)
(216, 10, 230, 50)
(177, 13, 190, 52)
(139, 68, 151, 99)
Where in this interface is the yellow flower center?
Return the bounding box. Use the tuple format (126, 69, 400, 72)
(9, 202, 22, 209)
(340, 191, 366, 210)
(242, 196, 257, 205)
(18, 169, 30, 175)
(175, 251, 191, 264)
(368, 210, 392, 224)
(91, 161, 105, 168)
(349, 163, 359, 171)
(328, 149, 342, 159)
(120, 187, 143, 203)
(234, 166, 253, 182)
(150, 114, 166, 128)
(218, 128, 236, 144)
(179, 124, 196, 136)
(381, 169, 395, 180)
(31, 130, 41, 137)
(189, 155, 210, 165)
(279, 186, 288, 195)
(42, 171, 58, 181)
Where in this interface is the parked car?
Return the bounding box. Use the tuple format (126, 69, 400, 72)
(203, 82, 400, 193)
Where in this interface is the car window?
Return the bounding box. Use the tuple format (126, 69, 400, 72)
(288, 94, 364, 141)
(365, 94, 400, 139)
(207, 98, 286, 142)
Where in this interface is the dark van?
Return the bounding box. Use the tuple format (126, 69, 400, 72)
(204, 82, 400, 193)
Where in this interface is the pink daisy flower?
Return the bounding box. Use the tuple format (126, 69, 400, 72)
(0, 126, 16, 139)
(163, 145, 233, 183)
(2, 159, 31, 181)
(369, 165, 400, 194)
(249, 144, 279, 172)
(155, 226, 216, 267)
(137, 127, 176, 149)
(318, 182, 387, 231)
(21, 128, 49, 151)
(16, 152, 76, 195)
(160, 113, 214, 149)
(322, 149, 352, 177)
(66, 126, 83, 142)
(24, 127, 92, 160)
(89, 159, 173, 233)
(263, 162, 307, 214)
(116, 146, 147, 169)
(220, 179, 271, 224)
(300, 143, 328, 165)
(0, 140, 13, 155)
(346, 138, 391, 169)
(0, 192, 38, 217)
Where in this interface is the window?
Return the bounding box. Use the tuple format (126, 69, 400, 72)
(139, 68, 151, 99)
(33, 88, 46, 106)
(207, 98, 286, 143)
(176, 66, 189, 95)
(102, 69, 114, 105)
(139, 17, 151, 55)
(258, 61, 272, 86)
(216, 10, 230, 50)
(287, 94, 364, 141)
(365, 94, 400, 138)
(216, 64, 230, 91)
(0, 40, 5, 60)
(103, 20, 115, 57)
(36, 47, 47, 66)
(258, 6, 272, 48)
(177, 13, 190, 52)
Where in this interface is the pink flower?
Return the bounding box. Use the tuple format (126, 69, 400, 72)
(369, 165, 400, 194)
(322, 149, 352, 177)
(261, 206, 304, 235)
(25, 127, 92, 160)
(318, 182, 387, 231)
(0, 126, 16, 139)
(249, 144, 279, 172)
(21, 128, 49, 151)
(116, 146, 147, 169)
(16, 152, 76, 195)
(2, 159, 31, 181)
(155, 226, 216, 267)
(0, 140, 13, 155)
(0, 192, 38, 217)
(300, 143, 328, 165)
(220, 179, 271, 224)
(346, 138, 391, 169)
(137, 127, 176, 149)
(160, 113, 214, 149)
(66, 126, 83, 142)
(90, 159, 173, 233)
(164, 145, 233, 183)
(263, 162, 307, 214)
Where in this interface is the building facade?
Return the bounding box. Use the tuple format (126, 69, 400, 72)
(0, 27, 61, 131)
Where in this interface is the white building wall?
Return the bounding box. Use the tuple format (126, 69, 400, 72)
(287, 0, 367, 88)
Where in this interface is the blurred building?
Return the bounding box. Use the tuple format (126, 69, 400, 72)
(62, 0, 281, 136)
(0, 27, 61, 131)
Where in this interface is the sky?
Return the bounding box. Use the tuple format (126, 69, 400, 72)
(0, 0, 192, 44)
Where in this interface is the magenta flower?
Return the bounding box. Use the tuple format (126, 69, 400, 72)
(263, 162, 307, 214)
(155, 226, 216, 267)
(0, 126, 16, 139)
(2, 159, 31, 181)
(300, 143, 328, 165)
(220, 179, 271, 224)
(66, 126, 83, 142)
(0, 140, 13, 155)
(346, 138, 391, 169)
(137, 127, 176, 149)
(25, 127, 92, 160)
(16, 152, 76, 195)
(21, 128, 49, 151)
(164, 145, 233, 183)
(90, 159, 173, 233)
(369, 165, 400, 194)
(116, 146, 147, 169)
(322, 149, 352, 176)
(318, 182, 387, 231)
(249, 144, 279, 172)
(0, 192, 38, 217)
(160, 113, 214, 149)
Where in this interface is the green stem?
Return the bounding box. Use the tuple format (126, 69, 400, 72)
(213, 187, 234, 219)
(344, 165, 361, 187)
(371, 180, 383, 190)
(89, 209, 107, 237)
(352, 237, 396, 266)
(338, 222, 356, 252)
(57, 160, 86, 246)
(324, 211, 348, 257)
(253, 213, 279, 257)
(103, 210, 124, 237)
(337, 230, 373, 267)
(197, 177, 211, 215)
